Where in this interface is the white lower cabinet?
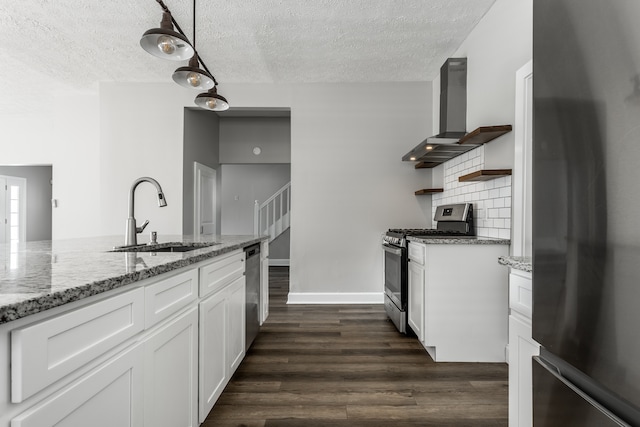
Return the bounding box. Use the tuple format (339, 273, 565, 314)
(3, 245, 259, 427)
(143, 306, 198, 427)
(199, 275, 246, 423)
(508, 270, 539, 427)
(11, 343, 144, 427)
(407, 241, 508, 362)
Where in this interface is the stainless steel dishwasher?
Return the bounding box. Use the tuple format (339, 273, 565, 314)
(244, 243, 261, 350)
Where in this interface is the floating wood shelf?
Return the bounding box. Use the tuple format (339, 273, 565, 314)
(414, 188, 444, 195)
(415, 161, 442, 169)
(458, 125, 513, 145)
(458, 169, 512, 182)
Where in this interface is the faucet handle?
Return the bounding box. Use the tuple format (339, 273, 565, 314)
(137, 220, 150, 234)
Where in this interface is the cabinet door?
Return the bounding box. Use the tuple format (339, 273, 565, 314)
(11, 344, 144, 427)
(509, 314, 540, 427)
(199, 289, 228, 422)
(144, 306, 198, 427)
(227, 276, 246, 374)
(408, 261, 425, 342)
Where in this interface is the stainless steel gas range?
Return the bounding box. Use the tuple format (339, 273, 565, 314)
(382, 203, 474, 334)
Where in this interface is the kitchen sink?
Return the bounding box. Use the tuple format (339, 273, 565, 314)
(110, 242, 219, 253)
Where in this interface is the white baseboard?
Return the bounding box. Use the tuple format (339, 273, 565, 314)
(287, 292, 384, 305)
(269, 259, 290, 267)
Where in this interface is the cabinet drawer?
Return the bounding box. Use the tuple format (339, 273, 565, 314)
(144, 269, 198, 328)
(199, 250, 244, 298)
(509, 272, 533, 318)
(11, 288, 145, 403)
(408, 242, 426, 266)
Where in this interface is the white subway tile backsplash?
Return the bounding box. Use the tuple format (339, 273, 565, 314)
(431, 144, 511, 240)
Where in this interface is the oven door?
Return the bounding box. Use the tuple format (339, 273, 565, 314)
(382, 243, 407, 310)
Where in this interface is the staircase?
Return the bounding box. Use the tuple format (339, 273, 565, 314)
(254, 182, 291, 242)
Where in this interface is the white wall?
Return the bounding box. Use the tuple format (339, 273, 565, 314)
(0, 92, 101, 240)
(220, 117, 291, 164)
(99, 83, 193, 241)
(289, 83, 433, 298)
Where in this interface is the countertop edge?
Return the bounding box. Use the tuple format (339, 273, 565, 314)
(498, 255, 532, 273)
(0, 236, 266, 325)
(407, 236, 511, 245)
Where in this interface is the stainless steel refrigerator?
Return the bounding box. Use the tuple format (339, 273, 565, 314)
(533, 0, 640, 425)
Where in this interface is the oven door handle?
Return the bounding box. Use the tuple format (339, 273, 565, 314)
(382, 243, 403, 256)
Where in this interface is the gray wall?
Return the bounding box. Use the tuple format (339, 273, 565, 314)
(220, 163, 291, 258)
(0, 165, 52, 241)
(182, 109, 221, 235)
(220, 117, 291, 163)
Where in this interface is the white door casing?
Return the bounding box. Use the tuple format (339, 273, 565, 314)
(513, 60, 533, 257)
(194, 162, 217, 238)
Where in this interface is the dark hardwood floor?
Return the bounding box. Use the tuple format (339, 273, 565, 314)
(203, 267, 508, 426)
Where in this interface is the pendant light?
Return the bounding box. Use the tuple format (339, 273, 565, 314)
(141, 0, 230, 111)
(140, 11, 194, 61)
(172, 54, 215, 89)
(171, 0, 215, 90)
(195, 86, 230, 111)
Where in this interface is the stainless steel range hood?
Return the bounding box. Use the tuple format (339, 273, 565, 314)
(402, 58, 481, 165)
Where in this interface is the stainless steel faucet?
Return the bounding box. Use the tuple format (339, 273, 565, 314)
(125, 177, 167, 246)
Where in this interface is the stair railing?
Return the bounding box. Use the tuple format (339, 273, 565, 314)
(254, 182, 291, 241)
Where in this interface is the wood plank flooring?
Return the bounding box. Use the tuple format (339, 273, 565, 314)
(203, 267, 508, 426)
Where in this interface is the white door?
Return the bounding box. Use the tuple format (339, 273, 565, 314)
(0, 176, 27, 245)
(194, 162, 216, 238)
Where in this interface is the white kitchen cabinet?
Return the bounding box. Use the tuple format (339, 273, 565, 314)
(11, 342, 144, 427)
(508, 270, 539, 427)
(407, 241, 508, 362)
(198, 275, 246, 423)
(407, 259, 425, 342)
(260, 240, 269, 325)
(143, 306, 198, 427)
(11, 288, 145, 403)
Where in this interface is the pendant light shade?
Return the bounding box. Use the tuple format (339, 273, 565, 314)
(195, 87, 229, 111)
(140, 12, 194, 61)
(172, 55, 215, 90)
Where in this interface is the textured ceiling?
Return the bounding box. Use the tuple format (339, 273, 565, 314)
(0, 0, 495, 114)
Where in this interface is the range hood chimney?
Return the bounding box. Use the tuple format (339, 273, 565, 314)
(402, 57, 475, 164)
(436, 58, 467, 141)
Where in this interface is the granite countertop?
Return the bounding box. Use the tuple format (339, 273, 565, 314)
(407, 236, 511, 245)
(498, 255, 532, 273)
(0, 234, 266, 325)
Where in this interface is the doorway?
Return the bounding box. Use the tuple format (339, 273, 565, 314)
(0, 176, 27, 246)
(194, 162, 217, 238)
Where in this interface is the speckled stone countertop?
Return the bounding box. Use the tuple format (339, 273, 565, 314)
(0, 235, 266, 325)
(407, 236, 511, 245)
(498, 255, 532, 273)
